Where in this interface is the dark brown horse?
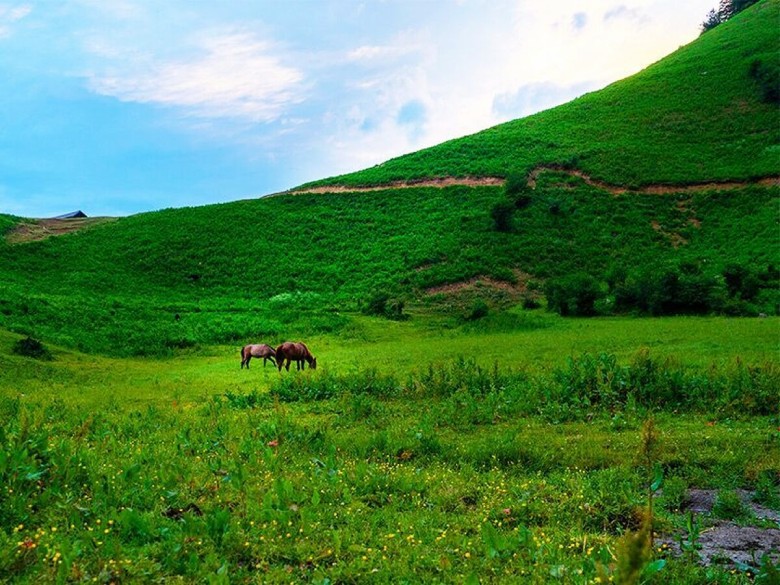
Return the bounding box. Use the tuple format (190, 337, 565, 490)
(240, 344, 276, 369)
(275, 341, 317, 371)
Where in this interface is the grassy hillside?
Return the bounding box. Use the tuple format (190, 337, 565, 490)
(303, 0, 780, 189)
(1, 178, 777, 354)
(0, 1, 778, 356)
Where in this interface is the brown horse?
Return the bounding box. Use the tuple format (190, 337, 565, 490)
(240, 344, 277, 369)
(275, 341, 317, 371)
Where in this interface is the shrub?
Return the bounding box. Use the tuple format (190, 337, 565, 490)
(491, 200, 515, 232)
(521, 297, 541, 310)
(12, 337, 52, 360)
(545, 273, 604, 316)
(749, 58, 780, 104)
(362, 291, 407, 320)
(700, 8, 723, 33)
(504, 172, 527, 198)
(615, 265, 726, 316)
(505, 172, 533, 209)
(723, 263, 760, 301)
(464, 300, 489, 321)
(514, 193, 533, 209)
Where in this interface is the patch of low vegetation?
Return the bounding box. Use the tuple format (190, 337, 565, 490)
(712, 490, 755, 524)
(11, 337, 52, 360)
(749, 57, 780, 104)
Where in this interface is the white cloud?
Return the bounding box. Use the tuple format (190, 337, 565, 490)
(501, 1, 713, 87)
(87, 31, 304, 122)
(348, 44, 406, 62)
(0, 3, 31, 39)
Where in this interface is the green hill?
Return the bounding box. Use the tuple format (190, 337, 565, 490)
(0, 1, 778, 356)
(303, 0, 780, 189)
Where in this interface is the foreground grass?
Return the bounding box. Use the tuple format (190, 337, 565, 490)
(1, 385, 777, 583)
(1, 315, 778, 583)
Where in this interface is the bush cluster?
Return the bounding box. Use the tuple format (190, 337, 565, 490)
(361, 291, 407, 320)
(11, 337, 52, 360)
(544, 262, 779, 317)
(750, 58, 780, 104)
(266, 353, 778, 418)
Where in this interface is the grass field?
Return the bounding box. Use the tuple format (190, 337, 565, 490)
(1, 316, 778, 583)
(1, 3, 778, 582)
(2, 314, 778, 407)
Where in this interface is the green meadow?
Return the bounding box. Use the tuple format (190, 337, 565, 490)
(2, 316, 779, 583)
(1, 1, 779, 583)
(2, 314, 778, 406)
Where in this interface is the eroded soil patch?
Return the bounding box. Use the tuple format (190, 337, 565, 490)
(658, 489, 780, 568)
(6, 217, 117, 244)
(293, 176, 504, 194)
(292, 166, 780, 196)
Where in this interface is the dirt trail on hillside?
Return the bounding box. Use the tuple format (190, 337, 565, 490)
(294, 176, 504, 194)
(291, 166, 780, 196)
(5, 217, 117, 244)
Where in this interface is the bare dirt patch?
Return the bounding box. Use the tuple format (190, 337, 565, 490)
(528, 165, 780, 196)
(294, 176, 503, 195)
(658, 489, 780, 568)
(421, 270, 541, 313)
(651, 220, 688, 249)
(424, 270, 532, 297)
(6, 217, 117, 244)
(292, 166, 779, 197)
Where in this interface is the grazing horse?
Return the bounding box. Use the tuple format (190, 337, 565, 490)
(240, 344, 276, 369)
(275, 341, 317, 371)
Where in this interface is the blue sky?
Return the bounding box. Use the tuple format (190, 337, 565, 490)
(0, 0, 714, 217)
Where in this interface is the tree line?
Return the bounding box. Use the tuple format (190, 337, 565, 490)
(701, 0, 760, 33)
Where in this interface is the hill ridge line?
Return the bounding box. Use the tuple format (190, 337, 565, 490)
(291, 167, 780, 196)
